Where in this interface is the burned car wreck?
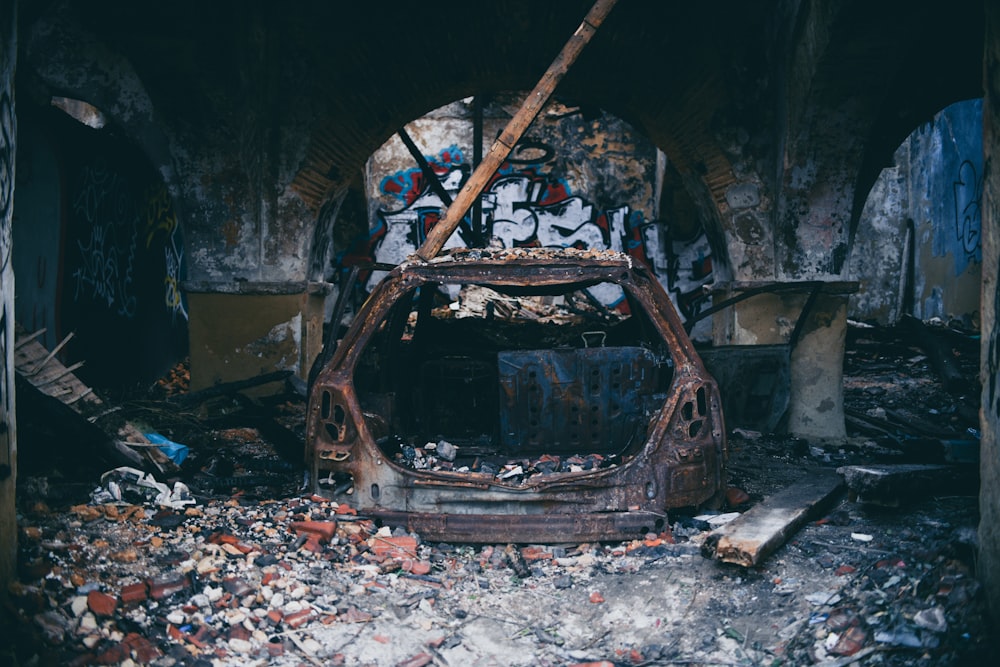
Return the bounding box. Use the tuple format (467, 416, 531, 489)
(306, 247, 726, 543)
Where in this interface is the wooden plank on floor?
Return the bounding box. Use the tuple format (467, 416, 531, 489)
(703, 468, 844, 567)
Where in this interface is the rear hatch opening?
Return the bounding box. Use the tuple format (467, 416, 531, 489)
(349, 280, 675, 487)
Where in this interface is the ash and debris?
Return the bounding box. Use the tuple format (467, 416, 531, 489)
(377, 437, 621, 486)
(2, 322, 996, 666)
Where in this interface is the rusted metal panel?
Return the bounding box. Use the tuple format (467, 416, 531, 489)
(370, 509, 669, 545)
(498, 346, 664, 454)
(306, 248, 727, 543)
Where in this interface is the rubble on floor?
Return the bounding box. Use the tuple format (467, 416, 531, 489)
(1, 320, 996, 666)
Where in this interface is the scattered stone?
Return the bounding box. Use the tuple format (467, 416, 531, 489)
(87, 590, 117, 617)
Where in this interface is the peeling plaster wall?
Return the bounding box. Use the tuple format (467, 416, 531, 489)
(22, 2, 316, 287)
(0, 0, 16, 594)
(980, 0, 1000, 633)
(848, 99, 982, 326)
(187, 293, 305, 392)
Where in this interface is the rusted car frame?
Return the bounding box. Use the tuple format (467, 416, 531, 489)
(306, 248, 726, 543)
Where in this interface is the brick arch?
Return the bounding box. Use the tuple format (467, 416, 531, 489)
(776, 0, 983, 279)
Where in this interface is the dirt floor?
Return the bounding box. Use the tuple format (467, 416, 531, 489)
(1, 320, 997, 666)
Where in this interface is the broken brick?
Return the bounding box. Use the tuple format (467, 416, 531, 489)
(222, 577, 254, 598)
(291, 520, 337, 543)
(119, 582, 148, 605)
(87, 590, 117, 617)
(95, 643, 128, 665)
(370, 535, 418, 558)
(521, 546, 552, 562)
(149, 574, 191, 600)
(122, 632, 162, 663)
(283, 608, 315, 629)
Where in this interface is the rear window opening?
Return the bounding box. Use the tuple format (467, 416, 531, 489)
(352, 280, 675, 485)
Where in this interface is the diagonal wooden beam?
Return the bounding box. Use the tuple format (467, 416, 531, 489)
(414, 0, 618, 261)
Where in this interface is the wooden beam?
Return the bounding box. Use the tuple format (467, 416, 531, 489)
(703, 469, 844, 567)
(414, 0, 618, 261)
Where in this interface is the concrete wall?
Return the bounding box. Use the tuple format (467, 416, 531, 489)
(186, 290, 325, 393)
(980, 0, 1000, 633)
(849, 99, 983, 326)
(0, 0, 16, 596)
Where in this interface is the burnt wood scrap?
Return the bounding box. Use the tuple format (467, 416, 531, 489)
(897, 315, 968, 392)
(837, 463, 978, 506)
(14, 324, 177, 475)
(702, 469, 844, 567)
(167, 370, 294, 408)
(844, 408, 978, 464)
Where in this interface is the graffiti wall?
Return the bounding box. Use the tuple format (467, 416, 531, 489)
(849, 98, 983, 326)
(13, 108, 188, 390)
(343, 95, 715, 328)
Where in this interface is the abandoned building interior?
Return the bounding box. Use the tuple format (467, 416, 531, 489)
(2, 0, 1000, 664)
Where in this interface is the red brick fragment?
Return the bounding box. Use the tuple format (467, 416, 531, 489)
(262, 571, 277, 586)
(291, 520, 337, 543)
(167, 624, 184, 641)
(370, 535, 418, 558)
(829, 625, 868, 656)
(589, 591, 605, 604)
(835, 565, 857, 576)
(95, 643, 128, 665)
(267, 609, 284, 625)
(401, 559, 432, 575)
(120, 582, 148, 605)
(189, 625, 217, 650)
(222, 577, 254, 597)
(302, 534, 323, 552)
(87, 590, 118, 617)
(267, 640, 285, 657)
(284, 608, 315, 629)
(123, 632, 163, 663)
(521, 546, 552, 562)
(149, 574, 191, 600)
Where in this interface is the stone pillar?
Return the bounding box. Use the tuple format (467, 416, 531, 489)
(712, 282, 855, 440)
(0, 0, 17, 596)
(979, 0, 1000, 633)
